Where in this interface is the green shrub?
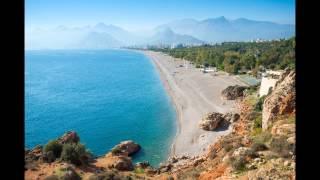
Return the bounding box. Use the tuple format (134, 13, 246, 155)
(270, 136, 293, 158)
(229, 156, 247, 172)
(43, 140, 63, 158)
(60, 143, 90, 166)
(251, 142, 268, 152)
(252, 131, 272, 144)
(134, 167, 145, 174)
(253, 115, 262, 129)
(254, 95, 266, 111)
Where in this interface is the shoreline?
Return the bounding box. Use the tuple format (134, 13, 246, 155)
(141, 50, 248, 159)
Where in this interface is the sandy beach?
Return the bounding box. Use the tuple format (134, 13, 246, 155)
(142, 50, 247, 158)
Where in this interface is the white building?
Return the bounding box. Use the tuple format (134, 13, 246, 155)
(258, 70, 284, 97)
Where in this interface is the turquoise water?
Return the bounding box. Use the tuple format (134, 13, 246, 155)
(25, 49, 176, 166)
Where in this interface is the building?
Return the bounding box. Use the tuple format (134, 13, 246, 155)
(258, 70, 284, 97)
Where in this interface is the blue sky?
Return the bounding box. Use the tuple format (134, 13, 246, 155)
(26, 0, 295, 31)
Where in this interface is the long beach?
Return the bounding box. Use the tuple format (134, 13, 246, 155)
(142, 50, 247, 157)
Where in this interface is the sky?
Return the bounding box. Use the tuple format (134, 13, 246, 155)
(26, 0, 295, 31)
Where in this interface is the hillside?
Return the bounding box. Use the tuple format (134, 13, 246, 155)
(156, 16, 295, 42)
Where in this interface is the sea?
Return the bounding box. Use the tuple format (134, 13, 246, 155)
(25, 49, 177, 167)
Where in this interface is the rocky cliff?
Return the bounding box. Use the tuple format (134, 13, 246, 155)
(262, 70, 295, 130)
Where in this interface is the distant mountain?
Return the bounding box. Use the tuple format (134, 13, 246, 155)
(26, 17, 295, 49)
(156, 16, 295, 42)
(70, 32, 123, 49)
(91, 23, 140, 44)
(147, 28, 204, 45)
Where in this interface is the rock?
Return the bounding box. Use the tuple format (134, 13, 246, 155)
(145, 168, 157, 176)
(247, 157, 294, 180)
(168, 156, 178, 163)
(222, 154, 230, 163)
(221, 85, 247, 100)
(135, 161, 150, 168)
(25, 145, 43, 163)
(180, 155, 189, 160)
(232, 147, 251, 157)
(262, 70, 295, 130)
(290, 162, 295, 169)
(193, 158, 205, 167)
(199, 112, 225, 131)
(57, 164, 81, 180)
(284, 160, 291, 167)
(57, 131, 80, 144)
(158, 163, 173, 173)
(112, 140, 141, 156)
(112, 156, 134, 171)
(271, 123, 295, 137)
(223, 112, 240, 123)
(40, 151, 55, 163)
(32, 145, 43, 154)
(287, 136, 295, 145)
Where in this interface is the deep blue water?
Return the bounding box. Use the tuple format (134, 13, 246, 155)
(25, 49, 176, 166)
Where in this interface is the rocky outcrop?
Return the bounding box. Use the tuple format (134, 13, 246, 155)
(262, 70, 295, 130)
(57, 131, 80, 144)
(199, 112, 225, 130)
(111, 140, 141, 156)
(199, 112, 239, 131)
(110, 156, 134, 171)
(271, 122, 295, 137)
(247, 158, 295, 180)
(223, 112, 240, 123)
(221, 85, 247, 100)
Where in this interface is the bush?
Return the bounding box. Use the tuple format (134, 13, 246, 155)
(270, 136, 293, 158)
(252, 131, 272, 144)
(253, 116, 262, 129)
(251, 142, 268, 152)
(229, 156, 247, 171)
(254, 95, 266, 111)
(43, 140, 63, 158)
(60, 143, 90, 166)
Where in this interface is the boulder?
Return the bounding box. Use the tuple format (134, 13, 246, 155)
(158, 163, 172, 173)
(221, 85, 247, 100)
(112, 156, 134, 171)
(58, 131, 80, 144)
(232, 147, 252, 158)
(223, 112, 240, 123)
(25, 145, 43, 162)
(262, 70, 295, 130)
(199, 112, 225, 131)
(112, 140, 141, 156)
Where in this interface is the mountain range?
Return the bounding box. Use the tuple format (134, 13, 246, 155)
(25, 17, 295, 49)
